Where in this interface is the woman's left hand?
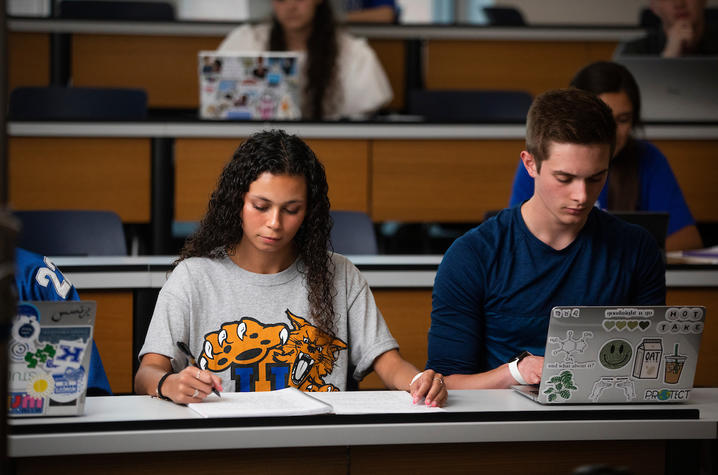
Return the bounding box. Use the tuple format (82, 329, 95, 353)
(409, 369, 447, 407)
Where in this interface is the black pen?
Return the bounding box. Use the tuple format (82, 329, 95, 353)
(176, 341, 221, 398)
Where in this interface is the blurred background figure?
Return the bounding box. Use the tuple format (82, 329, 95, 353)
(510, 61, 704, 252)
(219, 0, 393, 119)
(620, 0, 718, 56)
(342, 0, 397, 23)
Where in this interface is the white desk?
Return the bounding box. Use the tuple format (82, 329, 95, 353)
(8, 389, 717, 457)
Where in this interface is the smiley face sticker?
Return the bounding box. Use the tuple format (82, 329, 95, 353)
(599, 339, 633, 370)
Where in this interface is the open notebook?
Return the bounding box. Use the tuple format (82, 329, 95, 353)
(188, 388, 444, 418)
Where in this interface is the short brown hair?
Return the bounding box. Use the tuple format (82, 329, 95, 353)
(526, 88, 616, 171)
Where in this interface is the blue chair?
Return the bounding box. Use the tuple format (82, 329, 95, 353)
(9, 86, 147, 121)
(58, 1, 175, 20)
(14, 210, 127, 256)
(483, 7, 526, 26)
(407, 89, 532, 123)
(330, 211, 378, 255)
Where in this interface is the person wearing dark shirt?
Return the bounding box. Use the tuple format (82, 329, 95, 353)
(426, 89, 666, 389)
(621, 0, 718, 56)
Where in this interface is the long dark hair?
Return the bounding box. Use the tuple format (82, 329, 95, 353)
(177, 130, 337, 335)
(269, 1, 339, 119)
(570, 61, 642, 211)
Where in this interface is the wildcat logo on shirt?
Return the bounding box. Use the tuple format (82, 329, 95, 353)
(198, 309, 347, 392)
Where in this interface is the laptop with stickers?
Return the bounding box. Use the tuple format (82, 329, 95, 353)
(8, 300, 97, 417)
(198, 51, 301, 120)
(512, 306, 705, 404)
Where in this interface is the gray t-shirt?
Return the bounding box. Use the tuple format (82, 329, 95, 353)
(139, 253, 398, 392)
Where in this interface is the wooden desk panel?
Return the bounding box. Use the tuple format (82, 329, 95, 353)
(371, 139, 522, 221)
(72, 34, 222, 109)
(425, 40, 617, 96)
(8, 32, 50, 93)
(369, 39, 406, 111)
(653, 140, 718, 222)
(8, 137, 151, 223)
(77, 290, 133, 394)
(667, 288, 718, 387)
(360, 289, 432, 389)
(174, 138, 369, 222)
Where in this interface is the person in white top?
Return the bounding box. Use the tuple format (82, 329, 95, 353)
(218, 0, 393, 120)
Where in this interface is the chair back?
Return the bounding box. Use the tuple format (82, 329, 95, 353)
(9, 87, 147, 121)
(14, 210, 127, 256)
(483, 7, 526, 26)
(330, 211, 378, 255)
(408, 89, 532, 123)
(58, 1, 175, 20)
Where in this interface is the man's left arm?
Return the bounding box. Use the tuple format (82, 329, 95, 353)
(634, 234, 667, 305)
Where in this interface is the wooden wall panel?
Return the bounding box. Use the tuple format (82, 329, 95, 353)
(425, 40, 617, 96)
(360, 289, 432, 389)
(8, 32, 50, 93)
(72, 34, 223, 108)
(666, 288, 718, 387)
(174, 138, 369, 222)
(652, 140, 718, 222)
(352, 441, 664, 475)
(76, 290, 133, 394)
(8, 138, 151, 223)
(369, 39, 406, 111)
(371, 139, 522, 222)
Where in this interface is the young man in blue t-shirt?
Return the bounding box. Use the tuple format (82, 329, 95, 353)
(427, 88, 666, 389)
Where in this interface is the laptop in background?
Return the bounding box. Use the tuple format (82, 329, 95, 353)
(611, 211, 669, 252)
(513, 305, 705, 404)
(8, 301, 96, 417)
(614, 57, 718, 122)
(198, 51, 301, 120)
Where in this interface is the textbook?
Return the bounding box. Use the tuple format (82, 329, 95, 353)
(667, 245, 718, 265)
(187, 388, 445, 418)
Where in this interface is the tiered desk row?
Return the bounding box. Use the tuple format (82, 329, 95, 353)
(6, 20, 718, 395)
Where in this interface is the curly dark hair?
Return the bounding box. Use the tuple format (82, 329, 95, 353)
(177, 130, 337, 335)
(269, 1, 338, 119)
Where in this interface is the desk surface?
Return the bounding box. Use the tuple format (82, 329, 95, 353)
(8, 18, 644, 41)
(8, 121, 718, 140)
(50, 255, 718, 289)
(7, 388, 718, 457)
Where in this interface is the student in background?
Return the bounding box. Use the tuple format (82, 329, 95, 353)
(14, 247, 112, 396)
(136, 130, 446, 406)
(510, 61, 703, 251)
(428, 89, 665, 389)
(620, 0, 718, 56)
(218, 0, 393, 119)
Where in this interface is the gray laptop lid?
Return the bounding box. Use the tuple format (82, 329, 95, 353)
(615, 57, 718, 122)
(8, 301, 96, 417)
(519, 306, 704, 404)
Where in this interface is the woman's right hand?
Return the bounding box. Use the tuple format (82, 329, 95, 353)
(163, 366, 223, 404)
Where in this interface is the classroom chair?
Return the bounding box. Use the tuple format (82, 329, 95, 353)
(483, 7, 526, 26)
(8, 86, 147, 121)
(330, 211, 378, 255)
(407, 89, 532, 123)
(58, 1, 175, 21)
(14, 210, 127, 256)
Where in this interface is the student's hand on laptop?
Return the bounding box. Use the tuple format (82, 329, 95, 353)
(518, 356, 544, 385)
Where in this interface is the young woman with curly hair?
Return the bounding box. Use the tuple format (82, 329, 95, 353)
(218, 0, 392, 119)
(135, 130, 446, 407)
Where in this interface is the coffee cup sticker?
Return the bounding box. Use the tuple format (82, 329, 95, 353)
(664, 344, 687, 385)
(632, 338, 663, 379)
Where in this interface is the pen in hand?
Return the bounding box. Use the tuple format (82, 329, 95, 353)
(176, 341, 221, 398)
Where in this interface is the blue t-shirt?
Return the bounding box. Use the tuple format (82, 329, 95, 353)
(509, 140, 695, 236)
(426, 206, 666, 375)
(14, 247, 112, 396)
